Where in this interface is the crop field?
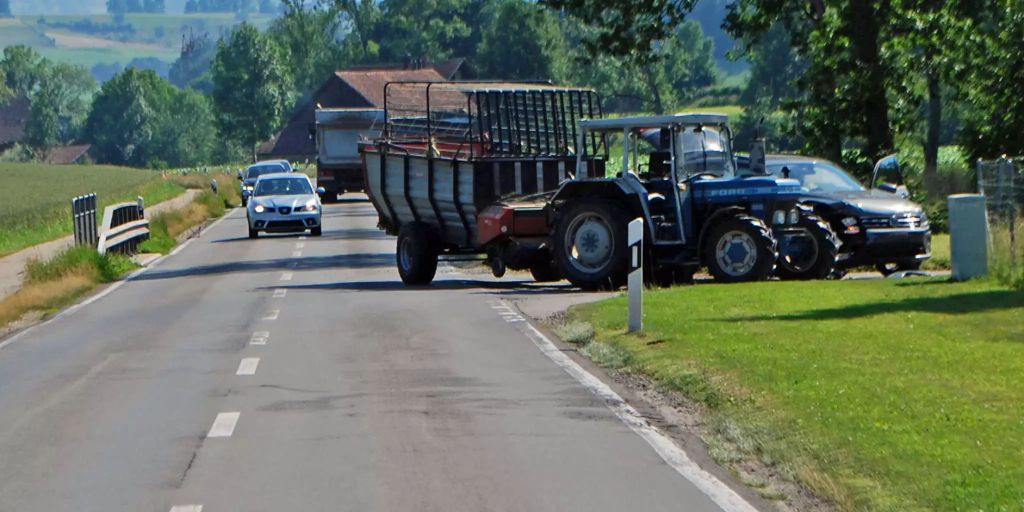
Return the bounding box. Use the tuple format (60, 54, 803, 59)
(23, 13, 273, 49)
(0, 163, 184, 257)
(571, 278, 1024, 510)
(0, 18, 53, 48)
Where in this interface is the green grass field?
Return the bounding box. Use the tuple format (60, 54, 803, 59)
(0, 163, 185, 257)
(570, 278, 1024, 510)
(0, 18, 53, 47)
(23, 13, 273, 48)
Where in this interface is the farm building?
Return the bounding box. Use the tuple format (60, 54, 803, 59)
(257, 59, 475, 163)
(0, 94, 29, 153)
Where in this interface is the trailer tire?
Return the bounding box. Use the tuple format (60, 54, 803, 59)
(397, 223, 438, 285)
(529, 259, 561, 283)
(776, 214, 839, 280)
(554, 201, 629, 290)
(704, 214, 777, 283)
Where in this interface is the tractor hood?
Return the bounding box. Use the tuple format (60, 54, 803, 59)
(691, 175, 804, 200)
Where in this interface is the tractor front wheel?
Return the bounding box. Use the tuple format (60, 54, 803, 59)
(705, 215, 777, 283)
(554, 201, 629, 290)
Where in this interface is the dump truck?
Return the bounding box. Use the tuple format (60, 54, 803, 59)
(315, 108, 384, 201)
(360, 81, 832, 288)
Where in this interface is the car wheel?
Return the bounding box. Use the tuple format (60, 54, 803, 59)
(248, 227, 258, 239)
(553, 200, 629, 290)
(776, 214, 839, 280)
(704, 214, 777, 283)
(311, 226, 322, 237)
(396, 223, 438, 285)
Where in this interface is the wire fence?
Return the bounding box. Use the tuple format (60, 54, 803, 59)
(976, 157, 1023, 281)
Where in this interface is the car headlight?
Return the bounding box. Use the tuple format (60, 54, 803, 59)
(302, 200, 318, 212)
(244, 185, 254, 191)
(841, 216, 860, 234)
(253, 204, 265, 213)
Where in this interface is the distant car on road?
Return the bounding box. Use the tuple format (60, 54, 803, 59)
(741, 154, 931, 276)
(246, 173, 325, 239)
(239, 160, 294, 206)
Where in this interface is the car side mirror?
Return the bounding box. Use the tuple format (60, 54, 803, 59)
(871, 154, 904, 190)
(316, 187, 326, 195)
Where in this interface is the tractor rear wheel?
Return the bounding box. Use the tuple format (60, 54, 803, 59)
(554, 201, 629, 290)
(776, 214, 839, 280)
(704, 215, 777, 283)
(396, 223, 438, 285)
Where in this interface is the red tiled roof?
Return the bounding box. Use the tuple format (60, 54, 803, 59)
(334, 68, 445, 107)
(42, 144, 91, 164)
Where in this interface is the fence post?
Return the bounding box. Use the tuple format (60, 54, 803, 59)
(627, 218, 643, 333)
(948, 194, 989, 280)
(977, 158, 985, 195)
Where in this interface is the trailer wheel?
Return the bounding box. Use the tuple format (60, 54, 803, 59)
(704, 214, 777, 283)
(397, 223, 438, 285)
(529, 259, 561, 283)
(776, 214, 839, 280)
(554, 201, 629, 290)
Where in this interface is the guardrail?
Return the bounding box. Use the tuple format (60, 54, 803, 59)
(97, 197, 150, 255)
(72, 194, 99, 247)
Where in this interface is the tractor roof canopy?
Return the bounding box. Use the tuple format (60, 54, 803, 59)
(579, 113, 729, 133)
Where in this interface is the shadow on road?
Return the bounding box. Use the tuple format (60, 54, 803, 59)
(262, 278, 575, 293)
(135, 253, 394, 281)
(728, 290, 1024, 322)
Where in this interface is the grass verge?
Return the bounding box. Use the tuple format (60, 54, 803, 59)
(140, 174, 239, 254)
(569, 278, 1024, 510)
(0, 246, 137, 327)
(0, 163, 186, 257)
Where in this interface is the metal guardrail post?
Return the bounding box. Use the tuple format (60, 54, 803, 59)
(628, 218, 643, 333)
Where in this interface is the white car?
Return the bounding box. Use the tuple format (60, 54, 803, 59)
(246, 173, 325, 238)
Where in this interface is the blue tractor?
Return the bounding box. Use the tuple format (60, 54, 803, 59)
(548, 114, 839, 288)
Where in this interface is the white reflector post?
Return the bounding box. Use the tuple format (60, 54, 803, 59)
(948, 194, 989, 280)
(628, 218, 643, 333)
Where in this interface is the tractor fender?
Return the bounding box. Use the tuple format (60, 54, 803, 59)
(550, 177, 657, 241)
(697, 206, 748, 259)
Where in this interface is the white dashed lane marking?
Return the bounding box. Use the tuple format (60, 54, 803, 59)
(250, 331, 269, 345)
(298, 236, 307, 240)
(280, 271, 293, 281)
(273, 288, 287, 298)
(262, 309, 279, 321)
(296, 242, 305, 248)
(292, 251, 302, 258)
(169, 506, 202, 512)
(236, 358, 260, 376)
(207, 412, 240, 438)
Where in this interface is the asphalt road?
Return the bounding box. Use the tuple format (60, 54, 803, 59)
(0, 199, 754, 512)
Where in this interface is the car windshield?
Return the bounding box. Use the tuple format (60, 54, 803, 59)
(246, 164, 286, 179)
(767, 161, 865, 193)
(254, 178, 312, 196)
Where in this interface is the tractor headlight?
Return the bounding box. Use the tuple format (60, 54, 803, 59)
(787, 208, 800, 225)
(254, 204, 266, 213)
(773, 210, 786, 225)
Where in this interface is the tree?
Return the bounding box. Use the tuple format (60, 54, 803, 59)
(260, 0, 276, 13)
(0, 45, 45, 98)
(332, 0, 382, 62)
(269, 0, 346, 94)
(143, 0, 165, 13)
(476, 0, 568, 81)
(152, 88, 216, 167)
(24, 81, 61, 152)
(211, 23, 290, 161)
(86, 68, 174, 166)
(169, 31, 216, 93)
(542, 0, 698, 64)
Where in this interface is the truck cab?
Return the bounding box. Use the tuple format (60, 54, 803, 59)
(315, 108, 384, 202)
(548, 114, 836, 288)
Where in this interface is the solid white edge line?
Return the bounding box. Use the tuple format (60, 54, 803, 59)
(512, 306, 758, 512)
(169, 506, 203, 512)
(0, 209, 237, 352)
(207, 412, 240, 438)
(236, 357, 260, 376)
